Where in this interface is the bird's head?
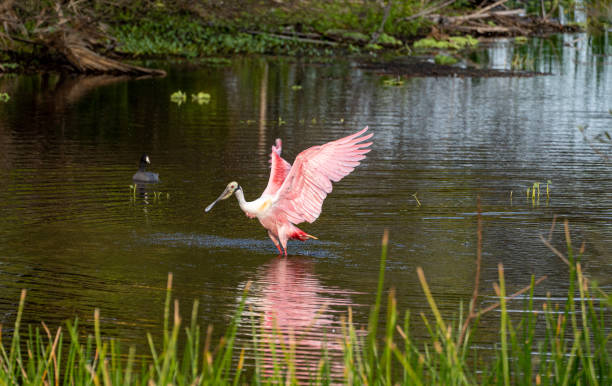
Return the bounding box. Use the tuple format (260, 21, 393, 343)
(139, 154, 151, 168)
(205, 181, 240, 212)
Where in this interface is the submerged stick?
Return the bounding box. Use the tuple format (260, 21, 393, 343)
(539, 235, 570, 266)
(476, 275, 548, 318)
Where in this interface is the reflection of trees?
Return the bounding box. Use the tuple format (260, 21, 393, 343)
(48, 75, 131, 106)
(0, 72, 152, 174)
(240, 257, 363, 380)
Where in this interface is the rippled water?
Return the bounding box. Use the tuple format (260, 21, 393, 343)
(0, 33, 610, 370)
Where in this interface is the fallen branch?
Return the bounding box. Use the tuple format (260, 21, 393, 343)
(49, 30, 165, 75)
(539, 235, 570, 266)
(452, 24, 527, 34)
(404, 0, 457, 21)
(475, 275, 548, 318)
(469, 0, 512, 18)
(246, 30, 338, 46)
(370, 0, 393, 44)
(444, 8, 525, 23)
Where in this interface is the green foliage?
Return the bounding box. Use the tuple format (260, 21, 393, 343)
(514, 36, 529, 44)
(435, 54, 458, 65)
(0, 92, 9, 102)
(449, 35, 479, 48)
(111, 12, 311, 57)
(303, 0, 428, 39)
(1, 62, 18, 70)
(584, 0, 612, 31)
(414, 37, 452, 49)
(511, 52, 536, 71)
(378, 33, 403, 47)
(415, 36, 479, 51)
(198, 57, 231, 66)
(324, 28, 370, 43)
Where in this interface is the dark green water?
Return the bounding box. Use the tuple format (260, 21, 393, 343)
(0, 34, 610, 367)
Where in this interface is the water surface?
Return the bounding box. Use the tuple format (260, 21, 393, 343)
(0, 33, 610, 367)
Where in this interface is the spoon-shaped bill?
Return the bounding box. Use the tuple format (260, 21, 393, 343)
(205, 198, 220, 212)
(205, 184, 236, 212)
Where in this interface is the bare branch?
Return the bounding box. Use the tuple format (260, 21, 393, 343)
(476, 275, 548, 318)
(539, 234, 570, 266)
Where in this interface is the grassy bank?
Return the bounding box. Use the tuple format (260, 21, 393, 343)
(0, 218, 610, 384)
(1, 0, 594, 74)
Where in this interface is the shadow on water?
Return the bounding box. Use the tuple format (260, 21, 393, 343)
(144, 232, 340, 259)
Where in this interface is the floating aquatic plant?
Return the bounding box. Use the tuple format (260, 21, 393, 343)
(382, 77, 404, 86)
(0, 92, 10, 102)
(170, 90, 187, 105)
(514, 36, 528, 44)
(434, 54, 458, 66)
(191, 92, 211, 105)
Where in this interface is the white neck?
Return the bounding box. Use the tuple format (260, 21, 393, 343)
(235, 188, 248, 211)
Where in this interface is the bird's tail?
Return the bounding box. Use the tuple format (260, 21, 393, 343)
(290, 226, 318, 241)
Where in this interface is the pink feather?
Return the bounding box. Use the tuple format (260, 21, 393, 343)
(271, 126, 373, 225)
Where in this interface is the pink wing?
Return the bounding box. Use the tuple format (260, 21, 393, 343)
(272, 127, 372, 224)
(262, 138, 292, 197)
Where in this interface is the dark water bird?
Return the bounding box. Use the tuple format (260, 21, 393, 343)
(205, 127, 373, 256)
(132, 154, 159, 183)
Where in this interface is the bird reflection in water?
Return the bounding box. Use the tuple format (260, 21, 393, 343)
(241, 257, 364, 380)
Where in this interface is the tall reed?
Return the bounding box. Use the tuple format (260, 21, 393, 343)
(0, 220, 609, 384)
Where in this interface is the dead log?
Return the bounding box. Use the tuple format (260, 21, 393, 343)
(1, 1, 165, 76)
(45, 29, 166, 76)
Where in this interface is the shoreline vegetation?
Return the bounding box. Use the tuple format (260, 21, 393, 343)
(0, 0, 604, 76)
(0, 213, 610, 384)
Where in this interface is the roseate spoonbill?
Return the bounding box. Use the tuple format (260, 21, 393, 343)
(133, 154, 160, 183)
(205, 127, 373, 255)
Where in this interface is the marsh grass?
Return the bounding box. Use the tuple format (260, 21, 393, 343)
(0, 220, 610, 384)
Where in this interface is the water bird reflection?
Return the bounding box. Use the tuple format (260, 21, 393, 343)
(239, 257, 365, 380)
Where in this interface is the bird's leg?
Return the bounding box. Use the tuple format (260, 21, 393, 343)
(268, 231, 283, 255)
(279, 233, 289, 257)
